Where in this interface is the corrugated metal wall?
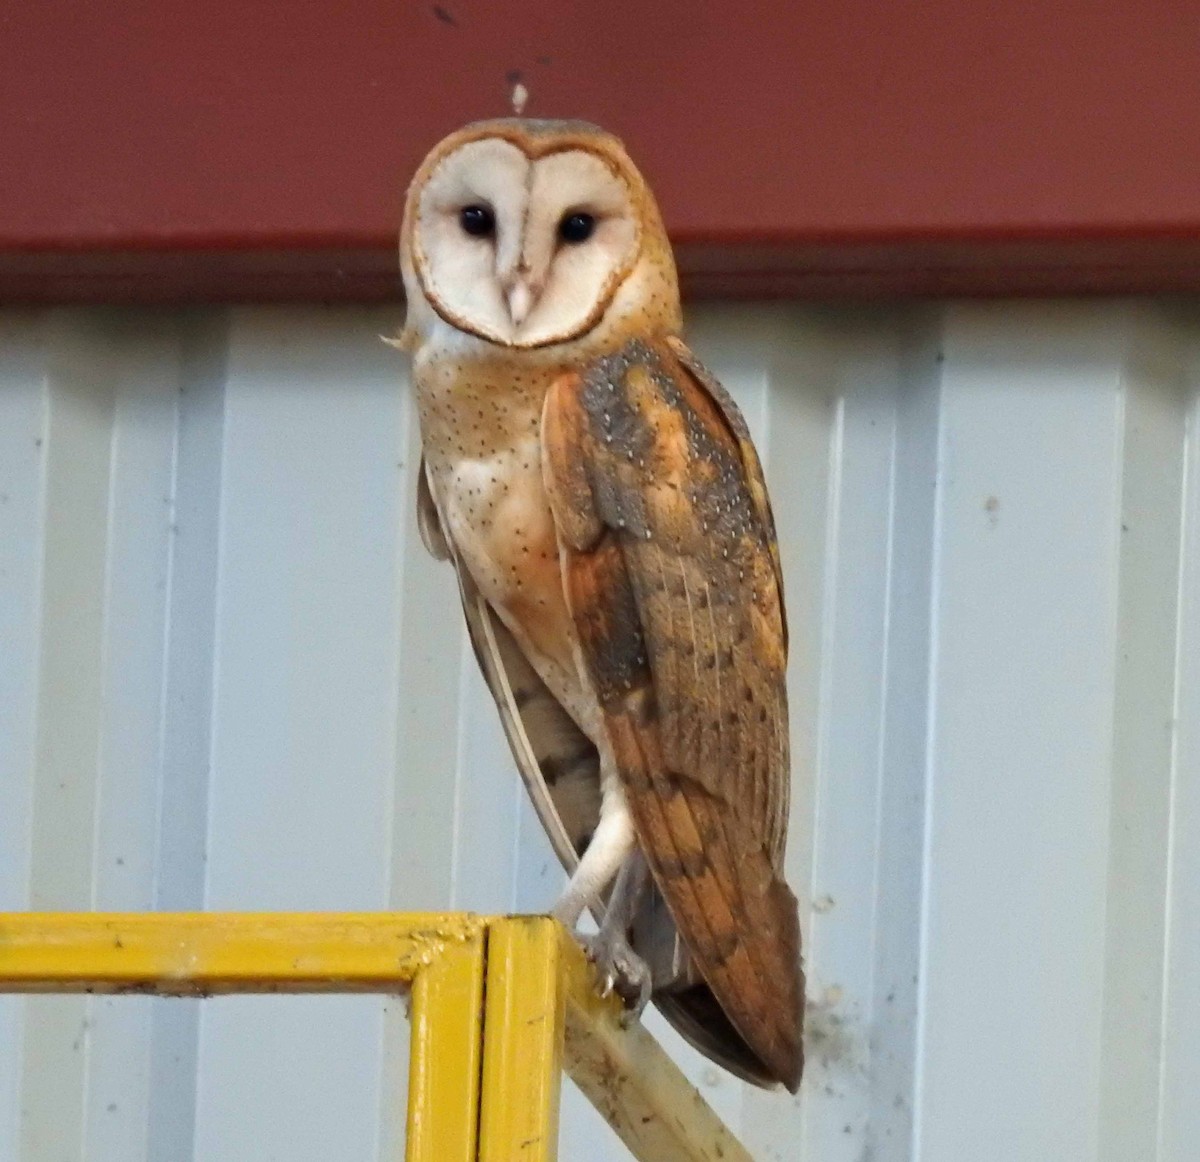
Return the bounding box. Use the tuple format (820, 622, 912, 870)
(1, 301, 1197, 1162)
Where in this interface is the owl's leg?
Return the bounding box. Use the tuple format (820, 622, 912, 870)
(550, 794, 635, 927)
(582, 848, 653, 1019)
(551, 777, 652, 1017)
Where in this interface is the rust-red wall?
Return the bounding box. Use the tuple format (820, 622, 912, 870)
(3, 1, 1200, 300)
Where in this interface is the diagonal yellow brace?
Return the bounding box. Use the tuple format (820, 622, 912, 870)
(477, 917, 753, 1162)
(558, 930, 754, 1162)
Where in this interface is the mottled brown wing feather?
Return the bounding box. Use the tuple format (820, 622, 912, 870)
(664, 336, 788, 649)
(542, 338, 805, 1092)
(446, 554, 776, 1085)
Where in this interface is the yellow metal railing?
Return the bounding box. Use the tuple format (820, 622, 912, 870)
(0, 912, 751, 1162)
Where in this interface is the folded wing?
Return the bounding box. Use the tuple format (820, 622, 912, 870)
(541, 336, 805, 1091)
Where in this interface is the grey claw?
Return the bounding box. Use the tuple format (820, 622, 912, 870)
(619, 978, 651, 1027)
(580, 932, 651, 1022)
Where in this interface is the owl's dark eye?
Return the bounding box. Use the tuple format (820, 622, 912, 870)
(558, 212, 595, 244)
(460, 205, 495, 237)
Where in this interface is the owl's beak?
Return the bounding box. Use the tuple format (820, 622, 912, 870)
(505, 279, 539, 327)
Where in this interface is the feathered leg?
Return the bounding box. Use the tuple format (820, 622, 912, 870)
(551, 775, 652, 1017)
(583, 847, 652, 1018)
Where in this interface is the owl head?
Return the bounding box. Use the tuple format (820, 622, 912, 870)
(399, 119, 681, 353)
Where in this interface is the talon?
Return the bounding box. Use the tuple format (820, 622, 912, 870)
(618, 961, 652, 1025)
(578, 930, 651, 1019)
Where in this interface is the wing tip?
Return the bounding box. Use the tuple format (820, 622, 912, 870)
(656, 981, 805, 1093)
(748, 994, 805, 1093)
(775, 1038, 805, 1095)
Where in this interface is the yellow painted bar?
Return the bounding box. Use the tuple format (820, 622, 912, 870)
(478, 917, 566, 1162)
(0, 912, 485, 993)
(0, 912, 756, 1162)
(406, 936, 487, 1162)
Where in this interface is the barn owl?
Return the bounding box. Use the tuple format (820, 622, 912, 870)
(398, 118, 804, 1092)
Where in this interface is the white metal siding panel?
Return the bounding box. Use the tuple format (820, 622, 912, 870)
(1159, 349, 1200, 1162)
(919, 307, 1139, 1160)
(0, 301, 1197, 1162)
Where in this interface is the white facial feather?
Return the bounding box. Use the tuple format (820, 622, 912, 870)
(413, 138, 527, 344)
(519, 152, 640, 344)
(409, 141, 641, 349)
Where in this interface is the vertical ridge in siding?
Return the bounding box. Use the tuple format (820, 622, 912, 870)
(1097, 307, 1190, 1162)
(21, 311, 120, 1162)
(147, 309, 230, 1162)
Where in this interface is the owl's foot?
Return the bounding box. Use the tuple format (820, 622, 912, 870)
(581, 928, 652, 1023)
(551, 842, 653, 1023)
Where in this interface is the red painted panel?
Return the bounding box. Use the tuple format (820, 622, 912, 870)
(3, 1, 1200, 299)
